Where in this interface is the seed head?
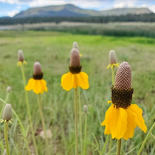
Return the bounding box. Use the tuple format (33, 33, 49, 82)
(73, 41, 79, 51)
(109, 50, 117, 64)
(6, 86, 12, 92)
(18, 50, 25, 62)
(70, 48, 80, 67)
(2, 104, 12, 121)
(34, 62, 42, 75)
(83, 105, 88, 113)
(114, 62, 131, 89)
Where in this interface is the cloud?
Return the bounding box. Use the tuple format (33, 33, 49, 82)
(8, 10, 19, 16)
(148, 5, 155, 12)
(113, 0, 136, 8)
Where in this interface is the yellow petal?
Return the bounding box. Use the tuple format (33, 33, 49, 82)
(106, 64, 111, 69)
(123, 107, 137, 140)
(108, 101, 112, 104)
(25, 79, 34, 91)
(102, 105, 127, 139)
(128, 104, 147, 133)
(24, 61, 27, 65)
(40, 79, 48, 92)
(33, 80, 42, 94)
(61, 72, 74, 91)
(77, 72, 89, 89)
(80, 53, 82, 57)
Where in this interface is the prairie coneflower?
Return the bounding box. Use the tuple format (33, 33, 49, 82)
(101, 62, 147, 140)
(17, 50, 27, 66)
(73, 41, 82, 57)
(25, 62, 47, 94)
(107, 50, 119, 69)
(61, 48, 89, 91)
(1, 104, 12, 155)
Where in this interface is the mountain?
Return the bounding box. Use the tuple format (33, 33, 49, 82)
(100, 7, 152, 16)
(13, 4, 153, 18)
(14, 4, 100, 18)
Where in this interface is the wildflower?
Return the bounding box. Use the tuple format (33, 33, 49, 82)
(101, 62, 147, 140)
(107, 50, 119, 69)
(73, 41, 82, 57)
(25, 62, 48, 94)
(17, 50, 27, 66)
(61, 48, 89, 91)
(83, 105, 88, 113)
(1, 104, 12, 123)
(6, 86, 12, 92)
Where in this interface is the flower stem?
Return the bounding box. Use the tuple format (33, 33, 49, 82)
(117, 139, 121, 155)
(108, 136, 112, 155)
(138, 122, 155, 155)
(83, 113, 87, 155)
(21, 64, 38, 155)
(78, 87, 82, 155)
(12, 109, 31, 155)
(112, 67, 115, 85)
(38, 94, 51, 155)
(4, 122, 10, 155)
(74, 88, 78, 155)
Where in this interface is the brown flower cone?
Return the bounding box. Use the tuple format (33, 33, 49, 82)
(109, 50, 117, 64)
(114, 62, 131, 89)
(34, 62, 42, 75)
(18, 50, 25, 62)
(70, 48, 80, 67)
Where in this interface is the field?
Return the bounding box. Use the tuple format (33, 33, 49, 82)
(0, 30, 155, 155)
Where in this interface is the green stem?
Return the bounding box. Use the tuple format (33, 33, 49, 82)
(108, 136, 112, 155)
(21, 64, 38, 155)
(83, 113, 87, 155)
(74, 88, 78, 155)
(101, 135, 110, 154)
(12, 109, 31, 155)
(138, 122, 155, 155)
(78, 87, 82, 155)
(4, 122, 10, 155)
(112, 67, 115, 85)
(38, 94, 51, 155)
(117, 139, 121, 155)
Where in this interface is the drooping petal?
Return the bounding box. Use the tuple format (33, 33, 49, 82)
(101, 105, 127, 139)
(128, 104, 147, 133)
(123, 108, 137, 140)
(61, 72, 74, 91)
(33, 80, 42, 94)
(77, 72, 89, 89)
(106, 64, 111, 69)
(40, 79, 48, 92)
(25, 79, 34, 91)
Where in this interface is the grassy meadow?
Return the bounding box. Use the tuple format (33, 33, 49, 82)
(0, 30, 155, 155)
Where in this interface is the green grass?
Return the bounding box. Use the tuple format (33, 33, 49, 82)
(0, 30, 155, 155)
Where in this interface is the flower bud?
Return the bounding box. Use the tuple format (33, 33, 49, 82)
(115, 62, 131, 89)
(34, 62, 42, 75)
(70, 48, 80, 67)
(6, 86, 12, 92)
(2, 104, 12, 121)
(18, 50, 25, 62)
(83, 105, 88, 113)
(109, 50, 117, 64)
(73, 41, 79, 51)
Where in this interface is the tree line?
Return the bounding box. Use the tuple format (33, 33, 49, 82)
(0, 13, 155, 25)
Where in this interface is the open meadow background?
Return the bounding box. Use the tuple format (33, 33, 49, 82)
(0, 30, 155, 154)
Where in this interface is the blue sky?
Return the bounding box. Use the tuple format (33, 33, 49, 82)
(0, 0, 155, 17)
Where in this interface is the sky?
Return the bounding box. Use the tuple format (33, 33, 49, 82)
(0, 0, 155, 17)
